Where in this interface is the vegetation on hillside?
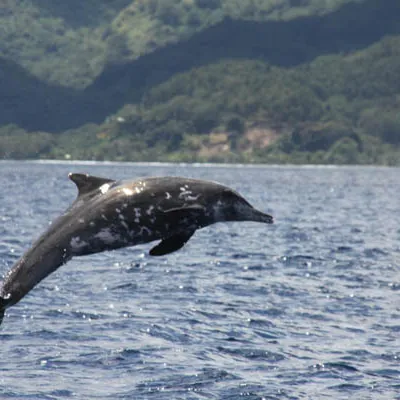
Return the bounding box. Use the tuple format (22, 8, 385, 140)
(0, 0, 399, 164)
(0, 0, 360, 87)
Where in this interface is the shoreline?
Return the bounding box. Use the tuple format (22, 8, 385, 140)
(0, 159, 397, 170)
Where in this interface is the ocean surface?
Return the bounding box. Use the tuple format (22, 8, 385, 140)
(0, 161, 399, 400)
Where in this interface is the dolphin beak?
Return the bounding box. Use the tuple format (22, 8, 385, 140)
(253, 209, 274, 224)
(244, 207, 274, 224)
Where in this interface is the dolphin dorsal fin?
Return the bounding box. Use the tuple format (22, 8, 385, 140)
(68, 173, 115, 197)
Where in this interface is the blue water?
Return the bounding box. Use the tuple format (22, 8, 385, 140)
(0, 161, 399, 399)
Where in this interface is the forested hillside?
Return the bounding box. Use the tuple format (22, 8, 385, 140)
(0, 0, 399, 164)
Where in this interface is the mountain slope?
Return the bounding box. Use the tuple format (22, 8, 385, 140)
(0, 0, 368, 88)
(0, 0, 399, 164)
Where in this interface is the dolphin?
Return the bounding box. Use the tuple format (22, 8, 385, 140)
(0, 173, 273, 325)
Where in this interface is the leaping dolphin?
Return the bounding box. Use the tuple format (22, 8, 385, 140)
(0, 173, 273, 325)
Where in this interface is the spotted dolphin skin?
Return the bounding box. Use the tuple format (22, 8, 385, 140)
(0, 173, 273, 325)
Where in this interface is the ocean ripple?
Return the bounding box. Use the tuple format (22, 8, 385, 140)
(0, 162, 399, 399)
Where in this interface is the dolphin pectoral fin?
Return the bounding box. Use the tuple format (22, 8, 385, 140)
(149, 231, 195, 256)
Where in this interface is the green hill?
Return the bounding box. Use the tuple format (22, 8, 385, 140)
(0, 0, 399, 164)
(0, 0, 363, 88)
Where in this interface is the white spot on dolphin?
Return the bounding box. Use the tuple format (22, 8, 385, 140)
(94, 228, 118, 245)
(133, 208, 142, 224)
(78, 218, 85, 224)
(186, 194, 201, 201)
(120, 221, 129, 230)
(179, 189, 195, 199)
(165, 192, 172, 199)
(100, 183, 110, 194)
(146, 205, 154, 215)
(115, 208, 121, 213)
(70, 236, 88, 251)
(101, 214, 108, 221)
(122, 187, 134, 196)
(118, 214, 125, 220)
